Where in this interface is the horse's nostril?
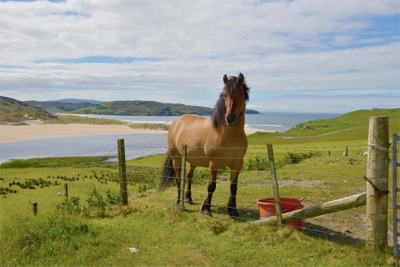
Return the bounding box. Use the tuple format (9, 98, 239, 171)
(226, 114, 237, 125)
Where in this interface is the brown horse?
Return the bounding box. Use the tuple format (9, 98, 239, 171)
(160, 73, 249, 218)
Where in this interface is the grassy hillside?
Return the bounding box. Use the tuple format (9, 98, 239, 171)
(26, 99, 260, 116)
(25, 100, 96, 114)
(285, 108, 399, 136)
(0, 108, 399, 265)
(0, 96, 57, 124)
(74, 100, 213, 116)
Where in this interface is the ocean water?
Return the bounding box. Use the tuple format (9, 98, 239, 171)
(76, 112, 338, 133)
(0, 112, 338, 163)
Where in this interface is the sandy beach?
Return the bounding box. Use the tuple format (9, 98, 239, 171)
(0, 123, 167, 143)
(0, 122, 257, 143)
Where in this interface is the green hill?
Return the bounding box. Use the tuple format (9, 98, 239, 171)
(25, 100, 95, 114)
(73, 100, 213, 116)
(286, 108, 399, 136)
(248, 108, 399, 146)
(25, 99, 260, 116)
(0, 96, 56, 124)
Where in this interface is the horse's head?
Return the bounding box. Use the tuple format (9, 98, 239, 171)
(211, 73, 250, 128)
(222, 73, 249, 126)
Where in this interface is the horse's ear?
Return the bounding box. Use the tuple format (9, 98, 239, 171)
(223, 74, 229, 85)
(238, 73, 244, 85)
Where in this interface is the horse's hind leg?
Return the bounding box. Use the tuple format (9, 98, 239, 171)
(175, 170, 182, 206)
(185, 165, 195, 204)
(171, 159, 183, 207)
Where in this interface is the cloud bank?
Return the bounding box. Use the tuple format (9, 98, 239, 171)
(0, 0, 399, 113)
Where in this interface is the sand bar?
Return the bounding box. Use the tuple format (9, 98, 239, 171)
(0, 123, 167, 143)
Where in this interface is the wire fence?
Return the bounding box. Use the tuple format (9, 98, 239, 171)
(5, 139, 397, 245)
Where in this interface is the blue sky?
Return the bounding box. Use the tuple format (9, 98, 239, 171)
(0, 0, 399, 113)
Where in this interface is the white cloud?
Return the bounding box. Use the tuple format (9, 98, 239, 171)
(0, 0, 399, 113)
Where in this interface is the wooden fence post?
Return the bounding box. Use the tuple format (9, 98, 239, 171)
(64, 183, 68, 200)
(366, 116, 389, 250)
(267, 144, 283, 226)
(179, 144, 187, 210)
(118, 139, 128, 205)
(32, 202, 38, 216)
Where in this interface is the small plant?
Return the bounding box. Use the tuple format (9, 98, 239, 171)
(138, 184, 148, 193)
(194, 168, 209, 183)
(277, 151, 321, 167)
(245, 155, 268, 171)
(56, 197, 82, 215)
(105, 190, 121, 205)
(208, 219, 228, 235)
(86, 187, 107, 217)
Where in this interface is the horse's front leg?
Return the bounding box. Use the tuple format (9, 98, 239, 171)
(201, 168, 218, 215)
(228, 165, 242, 219)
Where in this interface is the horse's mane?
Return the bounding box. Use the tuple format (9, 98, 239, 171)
(211, 76, 250, 129)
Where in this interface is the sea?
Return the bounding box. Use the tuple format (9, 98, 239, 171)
(0, 112, 338, 163)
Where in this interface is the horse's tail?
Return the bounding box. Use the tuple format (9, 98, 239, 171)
(159, 153, 175, 190)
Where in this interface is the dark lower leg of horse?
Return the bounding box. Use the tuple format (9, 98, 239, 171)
(201, 181, 216, 216)
(185, 190, 193, 204)
(175, 176, 182, 207)
(228, 182, 239, 219)
(185, 180, 194, 204)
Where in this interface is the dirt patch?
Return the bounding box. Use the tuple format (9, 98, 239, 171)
(253, 179, 326, 187)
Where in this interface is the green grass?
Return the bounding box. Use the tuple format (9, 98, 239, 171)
(0, 108, 399, 266)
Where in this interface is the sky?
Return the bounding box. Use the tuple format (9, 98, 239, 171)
(0, 0, 399, 114)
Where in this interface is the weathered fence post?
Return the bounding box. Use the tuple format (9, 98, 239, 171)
(118, 139, 128, 205)
(179, 144, 187, 210)
(366, 116, 389, 250)
(64, 183, 68, 200)
(32, 202, 38, 216)
(393, 134, 400, 259)
(267, 144, 283, 226)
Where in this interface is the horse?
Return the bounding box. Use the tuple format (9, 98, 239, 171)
(159, 73, 250, 218)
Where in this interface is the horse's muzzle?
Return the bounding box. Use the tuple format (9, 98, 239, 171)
(225, 114, 237, 126)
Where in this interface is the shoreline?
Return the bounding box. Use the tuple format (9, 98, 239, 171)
(0, 123, 168, 143)
(0, 123, 258, 143)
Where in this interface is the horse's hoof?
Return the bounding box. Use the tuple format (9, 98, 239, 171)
(185, 198, 194, 204)
(201, 204, 212, 216)
(228, 208, 240, 219)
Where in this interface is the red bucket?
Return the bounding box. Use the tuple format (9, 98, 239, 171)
(257, 198, 303, 229)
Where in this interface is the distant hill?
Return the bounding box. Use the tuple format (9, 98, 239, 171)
(25, 100, 97, 114)
(26, 99, 260, 116)
(74, 100, 213, 116)
(1, 97, 260, 123)
(45, 98, 102, 104)
(0, 96, 57, 124)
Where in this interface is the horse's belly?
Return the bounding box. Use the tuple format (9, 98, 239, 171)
(186, 149, 209, 168)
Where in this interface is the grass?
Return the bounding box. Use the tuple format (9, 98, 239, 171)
(0, 108, 398, 266)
